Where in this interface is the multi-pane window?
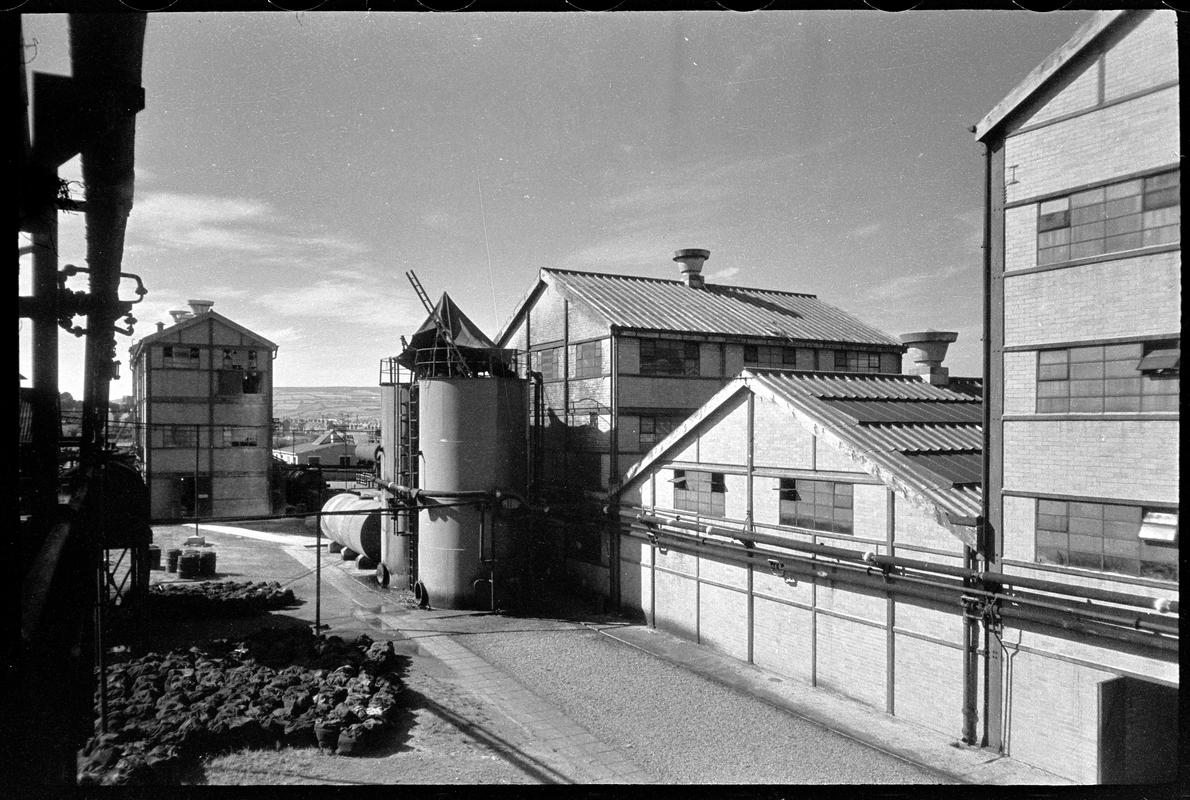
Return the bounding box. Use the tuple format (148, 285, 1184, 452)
(743, 345, 800, 368)
(164, 424, 198, 448)
(573, 341, 603, 378)
(639, 415, 679, 449)
(834, 350, 882, 373)
(640, 339, 700, 376)
(778, 479, 853, 534)
(532, 347, 561, 381)
(222, 427, 258, 447)
(1037, 169, 1180, 266)
(163, 345, 200, 368)
(672, 470, 725, 516)
(1036, 341, 1179, 413)
(1036, 500, 1177, 581)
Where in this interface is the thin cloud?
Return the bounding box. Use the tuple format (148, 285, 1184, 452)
(847, 222, 883, 240)
(255, 279, 421, 328)
(704, 266, 741, 282)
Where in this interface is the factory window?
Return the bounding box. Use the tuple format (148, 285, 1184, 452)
(778, 479, 853, 534)
(834, 351, 882, 373)
(743, 345, 799, 368)
(640, 339, 700, 376)
(1036, 500, 1177, 581)
(639, 415, 680, 449)
(222, 427, 258, 447)
(672, 470, 725, 516)
(163, 345, 200, 368)
(574, 340, 603, 378)
(218, 370, 243, 396)
(1036, 341, 1179, 413)
(242, 371, 262, 394)
(163, 424, 198, 448)
(532, 347, 561, 381)
(1036, 169, 1180, 266)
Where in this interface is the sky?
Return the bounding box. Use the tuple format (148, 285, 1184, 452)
(19, 9, 1097, 398)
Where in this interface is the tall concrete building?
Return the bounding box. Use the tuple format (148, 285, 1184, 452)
(130, 300, 278, 520)
(974, 10, 1178, 783)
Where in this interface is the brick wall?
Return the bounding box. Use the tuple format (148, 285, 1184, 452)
(751, 597, 813, 681)
(893, 635, 964, 737)
(723, 473, 748, 521)
(753, 397, 814, 468)
(699, 555, 746, 590)
(1004, 205, 1038, 272)
(894, 496, 966, 554)
(1003, 252, 1180, 347)
(653, 569, 697, 639)
(815, 614, 886, 709)
(1104, 11, 1178, 102)
(699, 583, 749, 661)
(815, 584, 884, 622)
(1002, 352, 1036, 415)
(1005, 86, 1178, 205)
(617, 375, 724, 409)
(1005, 649, 1113, 784)
(813, 437, 869, 474)
(1000, 494, 1036, 562)
(566, 294, 609, 342)
(880, 352, 902, 374)
(695, 394, 748, 465)
(853, 484, 888, 543)
(1002, 420, 1179, 502)
(1024, 55, 1099, 129)
(895, 603, 963, 643)
(529, 284, 566, 343)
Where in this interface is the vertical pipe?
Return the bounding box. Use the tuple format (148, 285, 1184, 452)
(31, 169, 59, 524)
(193, 424, 199, 537)
(314, 507, 323, 630)
(886, 488, 896, 716)
(745, 391, 754, 665)
(962, 546, 979, 745)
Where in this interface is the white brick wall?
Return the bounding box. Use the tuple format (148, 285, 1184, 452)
(1001, 495, 1037, 563)
(699, 583, 749, 661)
(853, 484, 888, 542)
(1005, 205, 1038, 272)
(816, 614, 886, 708)
(753, 396, 814, 469)
(1024, 55, 1099, 129)
(894, 496, 966, 554)
(1003, 351, 1037, 415)
(696, 394, 748, 465)
(1002, 420, 1180, 502)
(1002, 251, 1181, 347)
(1104, 11, 1178, 102)
(814, 437, 869, 474)
(752, 597, 813, 681)
(894, 636, 964, 737)
(1005, 86, 1179, 205)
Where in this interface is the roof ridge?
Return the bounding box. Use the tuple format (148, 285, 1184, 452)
(544, 267, 818, 299)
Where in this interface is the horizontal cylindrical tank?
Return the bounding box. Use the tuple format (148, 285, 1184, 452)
(417, 376, 526, 610)
(353, 442, 380, 464)
(319, 492, 382, 563)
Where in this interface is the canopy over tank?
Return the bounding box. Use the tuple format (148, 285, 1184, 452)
(319, 492, 382, 562)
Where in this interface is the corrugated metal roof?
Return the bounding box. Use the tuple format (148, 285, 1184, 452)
(746, 370, 984, 522)
(897, 452, 983, 486)
(857, 424, 983, 453)
(546, 269, 902, 347)
(823, 400, 983, 425)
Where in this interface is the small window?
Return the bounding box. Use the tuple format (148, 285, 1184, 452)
(778, 478, 853, 534)
(743, 345, 759, 364)
(1137, 342, 1180, 375)
(218, 370, 243, 396)
(640, 339, 700, 376)
(1138, 511, 1178, 545)
(574, 340, 603, 379)
(532, 347, 561, 381)
(308, 456, 321, 466)
(243, 371, 262, 394)
(673, 469, 725, 516)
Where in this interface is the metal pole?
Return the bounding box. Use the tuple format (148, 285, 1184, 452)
(314, 507, 324, 630)
(194, 423, 200, 538)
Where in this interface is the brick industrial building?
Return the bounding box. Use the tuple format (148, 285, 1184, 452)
(611, 344, 985, 743)
(130, 300, 278, 520)
(974, 9, 1178, 782)
(494, 250, 906, 497)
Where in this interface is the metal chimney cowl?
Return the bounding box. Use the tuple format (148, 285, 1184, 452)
(169, 309, 193, 324)
(188, 299, 214, 316)
(900, 330, 958, 386)
(673, 248, 710, 289)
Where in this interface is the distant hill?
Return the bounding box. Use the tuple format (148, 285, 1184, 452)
(273, 386, 380, 420)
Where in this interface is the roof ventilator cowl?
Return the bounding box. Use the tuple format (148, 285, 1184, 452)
(673, 248, 710, 289)
(900, 330, 958, 387)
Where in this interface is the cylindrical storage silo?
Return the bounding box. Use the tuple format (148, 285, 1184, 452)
(319, 492, 383, 563)
(417, 376, 526, 610)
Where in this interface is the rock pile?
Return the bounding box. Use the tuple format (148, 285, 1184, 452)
(148, 580, 297, 617)
(78, 629, 402, 785)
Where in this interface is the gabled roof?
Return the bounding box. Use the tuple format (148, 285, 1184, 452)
(130, 309, 277, 360)
(409, 292, 496, 351)
(974, 10, 1129, 142)
(496, 268, 903, 349)
(617, 368, 984, 548)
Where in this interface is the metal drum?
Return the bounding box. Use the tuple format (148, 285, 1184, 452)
(319, 492, 383, 563)
(416, 376, 526, 610)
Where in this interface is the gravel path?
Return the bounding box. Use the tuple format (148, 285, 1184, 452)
(457, 626, 950, 785)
